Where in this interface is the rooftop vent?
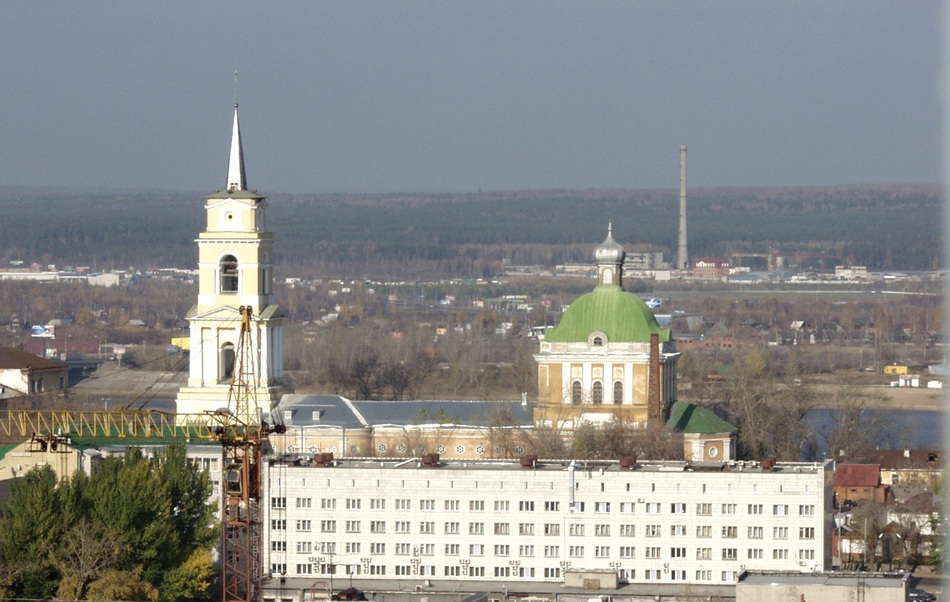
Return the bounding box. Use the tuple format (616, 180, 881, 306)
(422, 453, 440, 467)
(619, 455, 638, 471)
(520, 455, 538, 469)
(760, 458, 776, 472)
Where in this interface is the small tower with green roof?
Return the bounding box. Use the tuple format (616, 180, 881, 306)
(534, 225, 680, 430)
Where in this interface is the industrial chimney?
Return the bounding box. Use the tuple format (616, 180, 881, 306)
(677, 144, 688, 271)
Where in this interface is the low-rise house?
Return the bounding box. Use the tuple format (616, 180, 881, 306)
(0, 348, 68, 400)
(833, 464, 889, 508)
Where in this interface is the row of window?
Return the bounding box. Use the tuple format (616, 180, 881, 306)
(570, 380, 625, 404)
(271, 519, 815, 540)
(270, 498, 816, 517)
(271, 540, 818, 561)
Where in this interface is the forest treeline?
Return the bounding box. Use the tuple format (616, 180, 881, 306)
(0, 184, 940, 278)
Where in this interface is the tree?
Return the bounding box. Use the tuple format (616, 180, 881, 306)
(159, 549, 216, 601)
(52, 519, 125, 602)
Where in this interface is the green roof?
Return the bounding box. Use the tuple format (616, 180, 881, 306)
(666, 401, 738, 434)
(544, 286, 671, 343)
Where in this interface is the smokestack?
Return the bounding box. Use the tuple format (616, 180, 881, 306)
(648, 333, 661, 425)
(677, 144, 688, 271)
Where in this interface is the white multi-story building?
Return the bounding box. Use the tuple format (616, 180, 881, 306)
(261, 455, 833, 590)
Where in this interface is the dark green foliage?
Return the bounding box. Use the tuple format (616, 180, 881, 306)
(0, 443, 216, 601)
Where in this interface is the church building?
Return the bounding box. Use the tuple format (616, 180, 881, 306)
(175, 103, 287, 421)
(533, 225, 680, 430)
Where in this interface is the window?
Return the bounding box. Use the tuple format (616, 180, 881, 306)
(272, 563, 287, 575)
(445, 499, 459, 511)
(272, 519, 286, 530)
(671, 569, 686, 581)
(470, 522, 484, 535)
(494, 544, 510, 557)
(571, 380, 582, 404)
(469, 544, 484, 556)
(569, 546, 585, 558)
(671, 503, 686, 514)
(774, 527, 789, 539)
(296, 541, 311, 554)
(272, 541, 287, 552)
(544, 567, 561, 579)
(722, 503, 737, 515)
(671, 525, 686, 536)
(799, 527, 815, 539)
(773, 504, 789, 516)
(319, 542, 336, 554)
(595, 502, 611, 513)
(722, 526, 737, 538)
(445, 543, 459, 556)
(799, 549, 815, 560)
(395, 543, 411, 555)
(469, 500, 484, 511)
(697, 525, 712, 538)
(697, 503, 712, 515)
(620, 501, 635, 513)
(645, 502, 661, 514)
(645, 547, 661, 559)
(722, 548, 738, 561)
(520, 500, 535, 512)
(595, 524, 610, 536)
(748, 548, 763, 559)
(613, 380, 623, 404)
(493, 523, 509, 535)
(573, 501, 585, 512)
(592, 381, 603, 404)
(370, 543, 385, 555)
(646, 524, 662, 537)
(395, 521, 410, 533)
(369, 566, 386, 576)
(297, 498, 312, 509)
(396, 499, 411, 511)
(544, 545, 560, 557)
(370, 498, 385, 510)
(595, 546, 610, 558)
(346, 498, 361, 510)
(420, 521, 435, 534)
(444, 566, 460, 577)
(296, 520, 311, 532)
(696, 570, 712, 581)
(519, 523, 534, 536)
(670, 547, 686, 558)
(470, 567, 485, 577)
(619, 524, 635, 537)
(445, 522, 459, 534)
(419, 543, 434, 556)
(722, 570, 737, 582)
(569, 524, 585, 536)
(370, 521, 385, 534)
(748, 526, 763, 539)
(773, 549, 789, 560)
(620, 546, 635, 558)
(799, 504, 816, 516)
(645, 569, 661, 580)
(420, 499, 435, 511)
(271, 497, 286, 509)
(394, 566, 411, 576)
(346, 542, 360, 554)
(494, 567, 510, 578)
(748, 504, 763, 515)
(320, 520, 336, 533)
(296, 563, 312, 575)
(345, 520, 360, 533)
(544, 501, 560, 512)
(519, 545, 534, 557)
(544, 523, 560, 536)
(494, 500, 510, 511)
(220, 255, 239, 293)
(696, 547, 712, 560)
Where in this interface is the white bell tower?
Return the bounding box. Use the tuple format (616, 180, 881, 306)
(175, 102, 286, 420)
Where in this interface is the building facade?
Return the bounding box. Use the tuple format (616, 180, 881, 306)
(260, 457, 833, 589)
(175, 103, 287, 420)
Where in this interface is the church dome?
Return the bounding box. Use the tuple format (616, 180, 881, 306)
(544, 286, 671, 344)
(593, 224, 626, 265)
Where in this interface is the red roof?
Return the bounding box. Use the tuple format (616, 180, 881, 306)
(833, 464, 881, 488)
(861, 449, 942, 470)
(0, 347, 67, 371)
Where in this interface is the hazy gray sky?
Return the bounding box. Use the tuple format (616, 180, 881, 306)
(0, 2, 941, 194)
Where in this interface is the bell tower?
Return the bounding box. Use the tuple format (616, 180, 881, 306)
(176, 102, 286, 420)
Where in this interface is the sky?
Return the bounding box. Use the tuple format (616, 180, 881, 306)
(0, 2, 942, 195)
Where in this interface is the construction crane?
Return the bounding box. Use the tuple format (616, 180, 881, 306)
(0, 305, 282, 602)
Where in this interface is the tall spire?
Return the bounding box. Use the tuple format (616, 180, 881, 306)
(227, 102, 247, 192)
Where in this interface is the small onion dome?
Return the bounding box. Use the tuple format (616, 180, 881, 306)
(594, 223, 625, 265)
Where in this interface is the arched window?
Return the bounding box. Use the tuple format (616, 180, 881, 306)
(592, 381, 603, 404)
(220, 343, 235, 383)
(614, 380, 623, 404)
(592, 337, 603, 347)
(571, 381, 582, 404)
(220, 255, 239, 293)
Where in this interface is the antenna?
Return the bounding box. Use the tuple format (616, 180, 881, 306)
(233, 70, 239, 107)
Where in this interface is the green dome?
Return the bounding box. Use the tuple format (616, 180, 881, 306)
(545, 285, 671, 343)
